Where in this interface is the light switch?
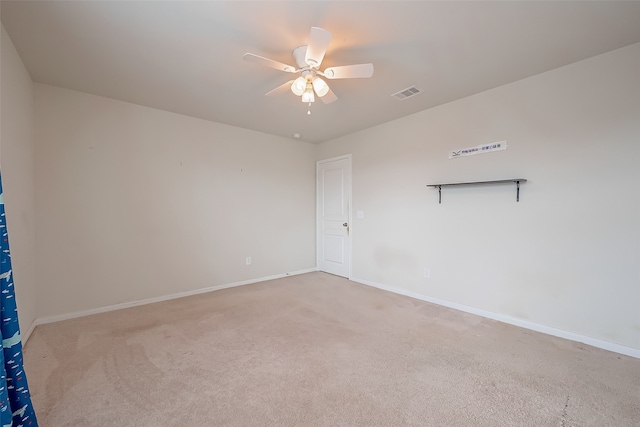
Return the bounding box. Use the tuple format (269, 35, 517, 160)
(356, 210, 364, 219)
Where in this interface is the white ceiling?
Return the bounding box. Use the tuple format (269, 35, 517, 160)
(3, 1, 640, 144)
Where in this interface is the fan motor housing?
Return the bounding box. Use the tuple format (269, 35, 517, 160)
(293, 45, 311, 69)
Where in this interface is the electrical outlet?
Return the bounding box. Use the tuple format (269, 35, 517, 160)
(423, 268, 431, 278)
(246, 257, 251, 265)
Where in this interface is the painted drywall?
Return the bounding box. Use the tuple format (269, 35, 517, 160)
(35, 85, 317, 317)
(318, 43, 640, 351)
(0, 25, 38, 337)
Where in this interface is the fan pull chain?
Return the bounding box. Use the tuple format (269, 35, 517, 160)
(307, 103, 312, 115)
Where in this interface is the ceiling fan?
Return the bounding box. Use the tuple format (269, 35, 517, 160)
(243, 27, 374, 107)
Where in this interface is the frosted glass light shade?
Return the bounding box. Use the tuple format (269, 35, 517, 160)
(301, 87, 315, 103)
(291, 77, 306, 96)
(312, 77, 329, 97)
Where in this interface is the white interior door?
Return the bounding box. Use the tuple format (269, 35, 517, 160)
(317, 155, 351, 278)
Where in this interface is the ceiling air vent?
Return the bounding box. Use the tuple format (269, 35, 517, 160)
(392, 86, 421, 100)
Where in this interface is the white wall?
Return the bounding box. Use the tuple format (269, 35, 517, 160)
(318, 43, 640, 352)
(35, 85, 317, 317)
(0, 25, 38, 337)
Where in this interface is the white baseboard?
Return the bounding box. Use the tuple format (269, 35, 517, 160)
(35, 267, 319, 326)
(29, 269, 637, 360)
(22, 318, 39, 345)
(351, 276, 640, 360)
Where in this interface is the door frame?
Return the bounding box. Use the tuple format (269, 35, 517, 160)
(316, 154, 352, 279)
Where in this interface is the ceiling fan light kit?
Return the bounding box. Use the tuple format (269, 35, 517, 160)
(244, 26, 374, 108)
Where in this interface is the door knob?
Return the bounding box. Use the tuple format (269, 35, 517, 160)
(343, 223, 348, 227)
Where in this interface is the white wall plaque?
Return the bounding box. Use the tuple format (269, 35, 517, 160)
(449, 141, 507, 159)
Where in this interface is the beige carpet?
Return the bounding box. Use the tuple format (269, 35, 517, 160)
(24, 272, 640, 426)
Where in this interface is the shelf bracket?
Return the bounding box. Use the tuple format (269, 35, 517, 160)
(438, 185, 442, 204)
(516, 180, 520, 202)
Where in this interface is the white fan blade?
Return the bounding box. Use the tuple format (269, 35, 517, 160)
(305, 27, 332, 67)
(265, 80, 294, 96)
(243, 53, 297, 73)
(320, 88, 338, 104)
(323, 63, 374, 79)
